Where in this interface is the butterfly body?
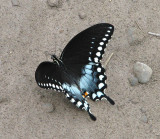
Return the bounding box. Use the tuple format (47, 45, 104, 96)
(35, 23, 115, 121)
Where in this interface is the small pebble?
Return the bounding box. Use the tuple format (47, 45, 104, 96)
(133, 62, 152, 83)
(140, 107, 146, 113)
(42, 103, 55, 113)
(11, 0, 19, 6)
(0, 97, 8, 103)
(129, 99, 139, 104)
(79, 12, 87, 19)
(140, 115, 148, 123)
(47, 0, 61, 7)
(127, 27, 144, 46)
(132, 0, 138, 2)
(128, 75, 139, 86)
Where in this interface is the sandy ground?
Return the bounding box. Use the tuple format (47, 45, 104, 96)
(0, 0, 160, 139)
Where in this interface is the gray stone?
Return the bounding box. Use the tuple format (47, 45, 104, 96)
(47, 0, 61, 7)
(140, 115, 148, 123)
(79, 12, 87, 19)
(42, 103, 55, 113)
(133, 62, 152, 83)
(132, 0, 138, 2)
(128, 75, 139, 86)
(140, 107, 146, 113)
(11, 0, 19, 6)
(127, 27, 144, 46)
(0, 97, 8, 103)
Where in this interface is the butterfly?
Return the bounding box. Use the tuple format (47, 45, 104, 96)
(35, 23, 115, 121)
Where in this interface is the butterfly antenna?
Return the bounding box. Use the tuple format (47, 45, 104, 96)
(88, 109, 96, 121)
(104, 95, 115, 105)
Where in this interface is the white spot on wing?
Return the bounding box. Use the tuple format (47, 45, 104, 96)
(97, 67, 101, 72)
(96, 52, 101, 57)
(56, 85, 59, 89)
(66, 93, 69, 98)
(92, 93, 96, 99)
(94, 57, 98, 63)
(99, 75, 104, 80)
(105, 34, 109, 37)
(97, 91, 103, 97)
(107, 30, 111, 33)
(76, 101, 82, 107)
(98, 83, 104, 89)
(60, 86, 63, 90)
(84, 102, 88, 110)
(100, 42, 104, 45)
(52, 84, 55, 88)
(88, 57, 92, 61)
(70, 98, 75, 103)
(98, 46, 102, 51)
(102, 38, 107, 41)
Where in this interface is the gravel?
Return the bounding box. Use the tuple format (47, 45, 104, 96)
(42, 103, 55, 113)
(128, 75, 139, 86)
(11, 0, 19, 6)
(79, 12, 87, 19)
(133, 62, 152, 83)
(127, 27, 144, 46)
(140, 115, 148, 123)
(47, 0, 62, 7)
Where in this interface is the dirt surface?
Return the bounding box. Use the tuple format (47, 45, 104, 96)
(0, 0, 160, 139)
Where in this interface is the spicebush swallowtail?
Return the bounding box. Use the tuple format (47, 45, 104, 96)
(35, 23, 115, 121)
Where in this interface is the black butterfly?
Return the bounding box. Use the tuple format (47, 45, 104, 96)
(35, 23, 115, 121)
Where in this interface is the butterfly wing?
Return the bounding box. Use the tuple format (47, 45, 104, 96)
(35, 62, 65, 92)
(35, 62, 83, 100)
(60, 23, 114, 64)
(35, 23, 114, 121)
(35, 61, 96, 120)
(60, 23, 114, 103)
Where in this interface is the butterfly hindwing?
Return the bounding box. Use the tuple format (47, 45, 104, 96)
(35, 62, 65, 92)
(35, 62, 96, 120)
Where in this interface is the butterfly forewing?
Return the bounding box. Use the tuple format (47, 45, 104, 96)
(60, 23, 114, 101)
(60, 23, 114, 64)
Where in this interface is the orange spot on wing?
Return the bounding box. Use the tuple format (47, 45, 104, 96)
(83, 92, 89, 98)
(85, 92, 88, 96)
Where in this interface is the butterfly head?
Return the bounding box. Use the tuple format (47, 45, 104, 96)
(51, 55, 63, 66)
(51, 55, 58, 60)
